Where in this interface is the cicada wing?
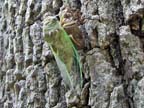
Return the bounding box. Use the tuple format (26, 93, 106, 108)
(62, 28, 83, 88)
(50, 45, 73, 89)
(72, 46, 83, 88)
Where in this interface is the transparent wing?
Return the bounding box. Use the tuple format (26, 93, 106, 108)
(50, 45, 73, 89)
(61, 28, 83, 88)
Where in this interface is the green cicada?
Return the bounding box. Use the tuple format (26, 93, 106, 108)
(43, 16, 83, 89)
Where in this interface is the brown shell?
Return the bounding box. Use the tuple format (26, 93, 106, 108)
(64, 23, 85, 49)
(59, 7, 85, 49)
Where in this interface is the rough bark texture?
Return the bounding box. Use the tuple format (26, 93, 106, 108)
(0, 0, 144, 108)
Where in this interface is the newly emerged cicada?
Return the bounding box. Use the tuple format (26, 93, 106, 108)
(43, 9, 83, 89)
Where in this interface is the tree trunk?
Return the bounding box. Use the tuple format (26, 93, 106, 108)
(0, 0, 144, 108)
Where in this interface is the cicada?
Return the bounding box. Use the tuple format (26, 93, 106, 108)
(43, 15, 83, 89)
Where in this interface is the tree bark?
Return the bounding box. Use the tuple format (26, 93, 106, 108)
(0, 0, 144, 108)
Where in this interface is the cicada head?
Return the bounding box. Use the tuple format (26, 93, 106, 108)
(43, 16, 60, 33)
(43, 15, 61, 44)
